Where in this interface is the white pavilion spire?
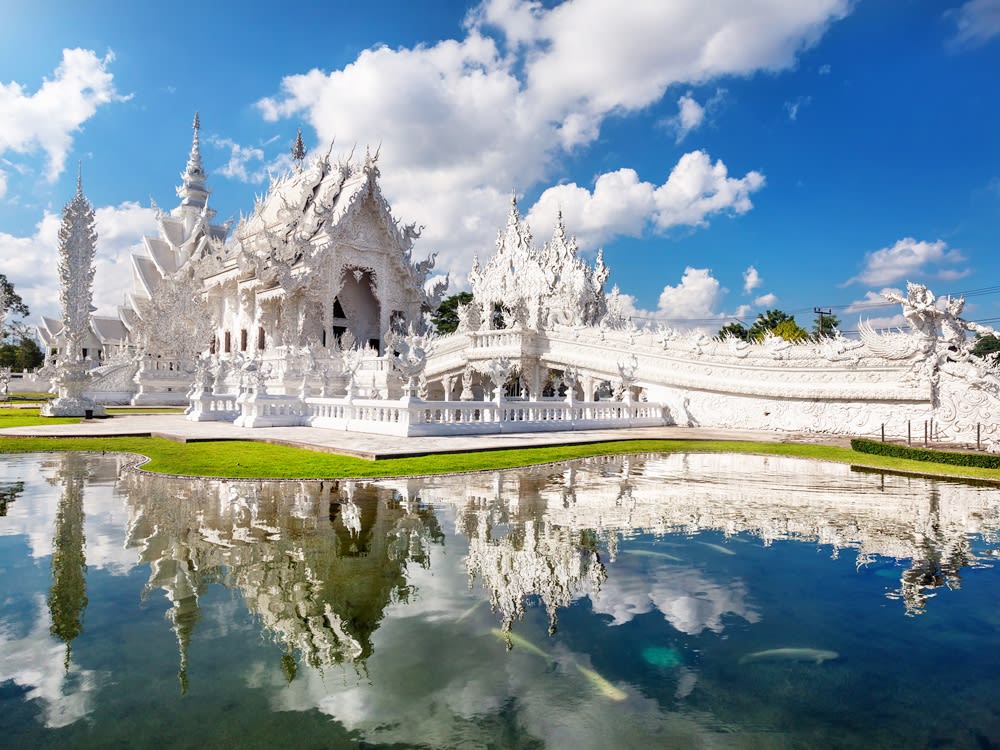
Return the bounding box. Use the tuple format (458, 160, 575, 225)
(176, 112, 210, 210)
(41, 166, 106, 417)
(58, 165, 98, 355)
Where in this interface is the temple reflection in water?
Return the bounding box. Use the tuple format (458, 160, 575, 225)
(122, 470, 444, 688)
(109, 452, 1000, 684)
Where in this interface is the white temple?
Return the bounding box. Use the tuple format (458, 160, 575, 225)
(40, 116, 1000, 448)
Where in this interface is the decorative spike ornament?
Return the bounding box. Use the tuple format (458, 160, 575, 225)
(186, 112, 204, 180)
(291, 127, 306, 170)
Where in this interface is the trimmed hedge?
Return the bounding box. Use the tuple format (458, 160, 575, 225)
(851, 437, 1000, 469)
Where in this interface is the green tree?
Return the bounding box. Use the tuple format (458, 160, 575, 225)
(717, 321, 750, 341)
(0, 273, 30, 335)
(812, 310, 841, 338)
(0, 274, 42, 369)
(773, 319, 809, 342)
(432, 292, 473, 334)
(748, 309, 808, 342)
(0, 337, 44, 370)
(972, 333, 1000, 365)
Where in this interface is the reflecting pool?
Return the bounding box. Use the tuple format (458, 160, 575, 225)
(2, 452, 1000, 748)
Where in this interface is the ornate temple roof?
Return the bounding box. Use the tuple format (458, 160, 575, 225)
(230, 147, 416, 259)
(90, 316, 128, 343)
(469, 197, 609, 328)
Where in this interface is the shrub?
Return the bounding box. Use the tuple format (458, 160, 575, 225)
(851, 438, 1000, 469)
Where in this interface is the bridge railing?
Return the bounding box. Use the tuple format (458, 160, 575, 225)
(189, 390, 668, 435)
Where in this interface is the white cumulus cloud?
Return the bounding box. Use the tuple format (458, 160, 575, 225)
(845, 237, 966, 287)
(208, 135, 267, 184)
(672, 93, 705, 143)
(656, 266, 728, 326)
(652, 151, 764, 230)
(527, 168, 654, 249)
(0, 49, 129, 182)
(0, 201, 157, 322)
(613, 266, 762, 332)
(255, 0, 846, 280)
(526, 154, 763, 251)
(947, 0, 1000, 49)
(743, 265, 762, 294)
(753, 292, 778, 307)
(844, 289, 906, 330)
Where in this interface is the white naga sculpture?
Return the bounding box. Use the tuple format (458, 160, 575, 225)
(41, 171, 105, 417)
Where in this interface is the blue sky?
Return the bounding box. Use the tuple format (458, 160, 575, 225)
(1, 0, 999, 333)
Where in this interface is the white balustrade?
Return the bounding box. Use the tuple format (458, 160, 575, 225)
(190, 389, 667, 435)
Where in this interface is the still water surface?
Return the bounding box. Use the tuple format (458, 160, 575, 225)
(1, 452, 1000, 748)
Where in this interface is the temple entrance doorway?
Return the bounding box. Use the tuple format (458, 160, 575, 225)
(336, 268, 381, 352)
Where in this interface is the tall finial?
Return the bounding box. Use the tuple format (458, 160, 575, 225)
(76, 161, 83, 197)
(507, 189, 520, 222)
(189, 112, 202, 170)
(291, 126, 306, 171)
(177, 111, 209, 209)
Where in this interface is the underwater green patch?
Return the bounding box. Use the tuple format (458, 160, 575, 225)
(642, 646, 683, 668)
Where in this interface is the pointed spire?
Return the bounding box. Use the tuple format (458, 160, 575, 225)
(506, 190, 520, 225)
(75, 161, 83, 198)
(185, 111, 205, 181)
(176, 112, 211, 210)
(291, 127, 306, 170)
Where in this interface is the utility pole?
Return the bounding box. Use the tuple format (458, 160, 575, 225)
(814, 307, 833, 336)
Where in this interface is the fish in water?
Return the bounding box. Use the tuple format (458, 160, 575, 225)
(698, 541, 736, 556)
(456, 599, 484, 622)
(739, 648, 839, 665)
(642, 646, 683, 668)
(491, 628, 552, 661)
(575, 662, 628, 702)
(492, 629, 626, 701)
(625, 549, 683, 562)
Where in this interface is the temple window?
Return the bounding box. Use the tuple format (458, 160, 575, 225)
(333, 297, 346, 319)
(240, 329, 248, 352)
(257, 327, 265, 350)
(224, 331, 231, 353)
(210, 336, 217, 355)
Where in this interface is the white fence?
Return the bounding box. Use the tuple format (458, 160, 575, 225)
(190, 391, 668, 436)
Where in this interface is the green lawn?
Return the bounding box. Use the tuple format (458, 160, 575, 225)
(1, 432, 999, 482)
(0, 406, 181, 427)
(3, 404, 998, 481)
(2, 392, 54, 402)
(0, 407, 78, 428)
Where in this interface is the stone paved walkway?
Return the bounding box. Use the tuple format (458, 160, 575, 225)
(0, 413, 851, 460)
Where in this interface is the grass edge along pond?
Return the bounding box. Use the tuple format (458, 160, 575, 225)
(3, 434, 1000, 482)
